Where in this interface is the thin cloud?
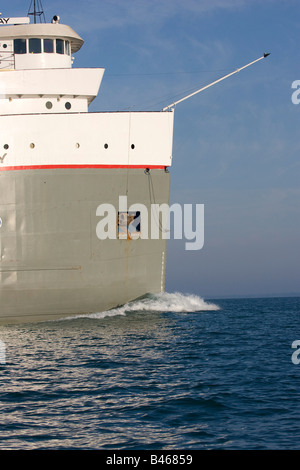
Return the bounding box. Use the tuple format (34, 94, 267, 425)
(52, 0, 275, 33)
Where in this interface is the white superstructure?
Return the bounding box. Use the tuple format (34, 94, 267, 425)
(0, 15, 174, 170)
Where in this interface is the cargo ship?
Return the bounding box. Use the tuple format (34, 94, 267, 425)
(0, 4, 269, 323)
(0, 8, 174, 323)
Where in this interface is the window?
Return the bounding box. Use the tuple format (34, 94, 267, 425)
(56, 39, 64, 54)
(44, 39, 54, 53)
(29, 38, 41, 54)
(117, 212, 141, 240)
(14, 39, 27, 54)
(65, 41, 70, 55)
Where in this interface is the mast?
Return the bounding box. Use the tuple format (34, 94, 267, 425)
(27, 0, 46, 24)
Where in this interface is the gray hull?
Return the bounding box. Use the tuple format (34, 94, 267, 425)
(0, 168, 170, 324)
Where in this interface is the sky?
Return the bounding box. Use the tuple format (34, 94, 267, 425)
(7, 0, 300, 298)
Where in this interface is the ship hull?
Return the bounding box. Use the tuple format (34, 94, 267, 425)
(0, 167, 170, 324)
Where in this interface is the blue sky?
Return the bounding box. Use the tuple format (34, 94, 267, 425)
(8, 0, 300, 298)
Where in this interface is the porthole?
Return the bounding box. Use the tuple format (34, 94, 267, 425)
(76, 143, 80, 149)
(46, 101, 53, 109)
(30, 143, 35, 149)
(131, 144, 135, 150)
(65, 102, 71, 110)
(3, 44, 7, 49)
(104, 143, 108, 149)
(3, 144, 9, 150)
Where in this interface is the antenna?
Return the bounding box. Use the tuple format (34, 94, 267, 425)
(162, 53, 270, 111)
(28, 0, 46, 24)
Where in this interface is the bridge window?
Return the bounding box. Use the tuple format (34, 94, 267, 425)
(44, 39, 54, 53)
(65, 41, 70, 55)
(14, 39, 27, 54)
(14, 37, 70, 56)
(29, 38, 41, 54)
(56, 39, 64, 54)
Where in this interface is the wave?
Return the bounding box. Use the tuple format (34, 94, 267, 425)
(62, 292, 220, 321)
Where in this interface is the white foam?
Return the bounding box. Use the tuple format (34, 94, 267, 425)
(61, 292, 219, 321)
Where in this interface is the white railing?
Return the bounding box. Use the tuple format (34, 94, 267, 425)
(0, 50, 15, 69)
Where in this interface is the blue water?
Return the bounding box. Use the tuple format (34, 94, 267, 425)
(0, 293, 299, 450)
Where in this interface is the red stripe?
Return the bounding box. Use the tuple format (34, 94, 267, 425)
(0, 164, 167, 171)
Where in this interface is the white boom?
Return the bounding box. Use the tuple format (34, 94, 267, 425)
(162, 53, 270, 112)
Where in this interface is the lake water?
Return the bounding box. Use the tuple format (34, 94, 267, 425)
(0, 293, 299, 450)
